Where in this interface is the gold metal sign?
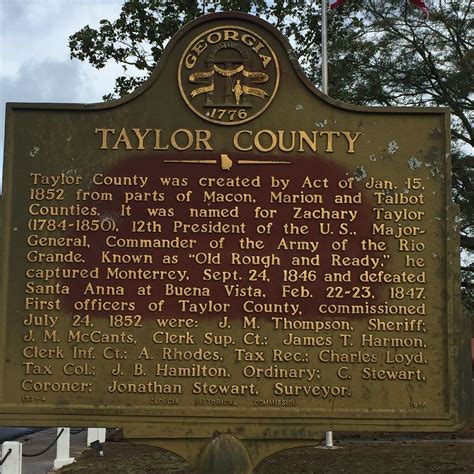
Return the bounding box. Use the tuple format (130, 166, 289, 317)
(0, 11, 470, 467)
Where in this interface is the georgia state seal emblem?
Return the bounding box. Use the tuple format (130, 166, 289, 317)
(178, 25, 279, 125)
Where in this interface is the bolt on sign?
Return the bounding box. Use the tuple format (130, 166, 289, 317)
(0, 12, 470, 463)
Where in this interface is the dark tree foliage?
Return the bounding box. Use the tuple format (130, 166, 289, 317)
(69, 0, 473, 311)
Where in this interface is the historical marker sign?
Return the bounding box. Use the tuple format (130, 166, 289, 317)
(0, 12, 470, 447)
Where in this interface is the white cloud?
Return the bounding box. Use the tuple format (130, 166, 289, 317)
(1, 59, 93, 103)
(0, 0, 125, 190)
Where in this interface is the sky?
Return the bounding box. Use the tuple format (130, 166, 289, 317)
(0, 0, 127, 191)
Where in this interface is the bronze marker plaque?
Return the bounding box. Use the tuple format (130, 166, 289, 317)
(0, 12, 470, 449)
